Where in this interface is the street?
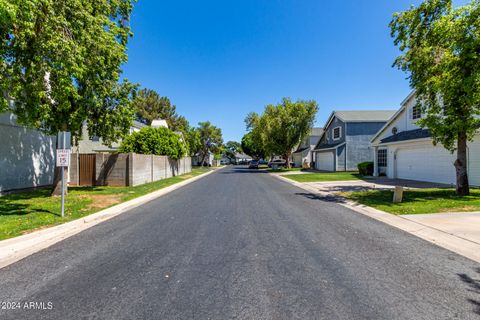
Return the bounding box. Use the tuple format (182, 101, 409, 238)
(0, 166, 479, 319)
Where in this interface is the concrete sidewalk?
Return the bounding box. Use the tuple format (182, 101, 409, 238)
(274, 174, 480, 263)
(403, 212, 480, 245)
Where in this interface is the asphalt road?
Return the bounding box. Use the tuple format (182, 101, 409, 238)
(0, 166, 479, 319)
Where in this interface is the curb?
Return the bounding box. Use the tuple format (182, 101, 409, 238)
(272, 173, 480, 263)
(0, 168, 219, 269)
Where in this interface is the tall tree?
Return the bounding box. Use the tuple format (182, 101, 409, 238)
(134, 89, 176, 125)
(246, 98, 318, 168)
(0, 0, 137, 195)
(390, 0, 480, 195)
(197, 121, 223, 166)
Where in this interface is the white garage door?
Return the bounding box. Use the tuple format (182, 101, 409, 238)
(396, 146, 456, 184)
(316, 151, 335, 172)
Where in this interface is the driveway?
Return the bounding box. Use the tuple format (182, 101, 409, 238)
(0, 166, 478, 319)
(302, 177, 449, 193)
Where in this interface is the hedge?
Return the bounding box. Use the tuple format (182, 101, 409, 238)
(357, 161, 374, 176)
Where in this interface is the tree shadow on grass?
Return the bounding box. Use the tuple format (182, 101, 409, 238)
(0, 191, 59, 217)
(0, 202, 58, 217)
(458, 267, 480, 315)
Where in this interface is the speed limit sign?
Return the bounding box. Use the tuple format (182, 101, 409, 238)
(56, 149, 71, 167)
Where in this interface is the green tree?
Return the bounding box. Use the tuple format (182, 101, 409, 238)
(241, 132, 265, 160)
(197, 121, 223, 166)
(223, 141, 242, 162)
(245, 98, 318, 168)
(390, 0, 480, 195)
(0, 0, 137, 195)
(185, 127, 202, 157)
(119, 127, 186, 160)
(134, 89, 178, 127)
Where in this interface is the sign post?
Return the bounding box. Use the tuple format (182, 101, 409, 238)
(56, 132, 71, 218)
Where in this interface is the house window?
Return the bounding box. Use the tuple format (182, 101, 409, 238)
(92, 136, 100, 142)
(333, 127, 341, 140)
(392, 127, 398, 135)
(378, 149, 387, 167)
(411, 105, 422, 120)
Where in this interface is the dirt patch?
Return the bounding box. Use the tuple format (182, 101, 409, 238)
(180, 174, 193, 179)
(438, 206, 480, 213)
(80, 194, 123, 211)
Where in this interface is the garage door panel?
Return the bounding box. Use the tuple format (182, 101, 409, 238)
(396, 146, 456, 184)
(316, 152, 334, 172)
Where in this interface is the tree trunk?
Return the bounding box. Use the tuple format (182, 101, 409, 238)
(285, 152, 291, 169)
(454, 132, 469, 196)
(200, 149, 207, 167)
(51, 166, 68, 196)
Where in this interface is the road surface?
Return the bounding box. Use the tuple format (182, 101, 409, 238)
(0, 166, 479, 319)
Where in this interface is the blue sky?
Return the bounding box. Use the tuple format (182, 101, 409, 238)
(122, 0, 468, 142)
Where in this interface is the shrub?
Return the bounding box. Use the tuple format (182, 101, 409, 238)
(119, 127, 187, 159)
(358, 161, 374, 176)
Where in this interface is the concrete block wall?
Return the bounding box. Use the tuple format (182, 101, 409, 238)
(130, 155, 192, 186)
(152, 156, 168, 181)
(131, 154, 153, 186)
(69, 153, 79, 186)
(69, 153, 192, 187)
(96, 153, 130, 187)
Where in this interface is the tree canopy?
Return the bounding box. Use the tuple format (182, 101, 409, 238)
(245, 98, 318, 167)
(390, 0, 480, 195)
(223, 141, 242, 161)
(119, 127, 186, 160)
(241, 132, 265, 160)
(0, 0, 137, 144)
(197, 121, 223, 164)
(134, 88, 187, 132)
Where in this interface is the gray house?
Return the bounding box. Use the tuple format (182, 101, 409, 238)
(313, 110, 395, 172)
(292, 128, 324, 168)
(73, 120, 147, 153)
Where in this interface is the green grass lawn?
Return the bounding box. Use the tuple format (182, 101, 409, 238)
(0, 168, 210, 241)
(283, 171, 364, 183)
(344, 188, 480, 215)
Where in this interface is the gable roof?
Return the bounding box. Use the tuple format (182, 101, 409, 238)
(334, 110, 396, 122)
(371, 91, 416, 144)
(310, 127, 324, 137)
(380, 128, 431, 144)
(151, 119, 169, 128)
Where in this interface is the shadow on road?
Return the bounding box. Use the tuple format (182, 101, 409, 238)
(220, 168, 268, 174)
(294, 192, 348, 204)
(458, 267, 480, 315)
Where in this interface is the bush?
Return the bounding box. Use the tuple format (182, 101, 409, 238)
(358, 161, 374, 176)
(119, 127, 187, 159)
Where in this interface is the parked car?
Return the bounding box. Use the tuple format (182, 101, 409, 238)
(248, 160, 259, 169)
(268, 159, 287, 168)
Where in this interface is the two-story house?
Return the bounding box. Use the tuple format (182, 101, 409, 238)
(292, 128, 324, 168)
(371, 92, 480, 185)
(313, 110, 395, 172)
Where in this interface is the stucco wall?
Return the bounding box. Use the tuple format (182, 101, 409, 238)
(0, 112, 55, 193)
